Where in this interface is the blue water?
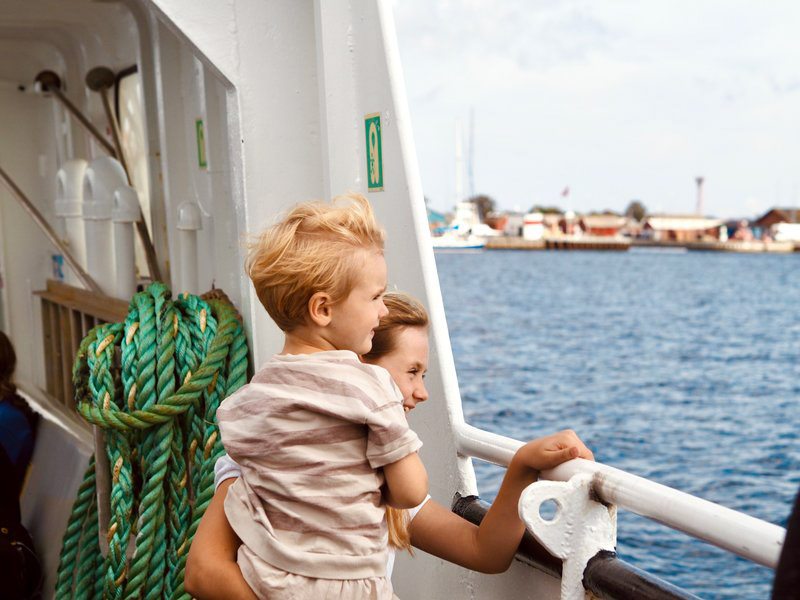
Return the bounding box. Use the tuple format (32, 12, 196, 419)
(434, 249, 800, 600)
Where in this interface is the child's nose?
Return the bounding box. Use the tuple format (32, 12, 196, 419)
(415, 383, 428, 403)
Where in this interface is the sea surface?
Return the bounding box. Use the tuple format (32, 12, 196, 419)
(434, 248, 800, 600)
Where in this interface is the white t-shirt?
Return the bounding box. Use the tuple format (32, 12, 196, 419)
(214, 453, 430, 579)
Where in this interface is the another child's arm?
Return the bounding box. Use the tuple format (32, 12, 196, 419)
(367, 371, 429, 509)
(184, 479, 258, 600)
(383, 452, 429, 509)
(408, 429, 593, 573)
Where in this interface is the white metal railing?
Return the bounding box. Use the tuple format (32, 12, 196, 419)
(453, 422, 786, 569)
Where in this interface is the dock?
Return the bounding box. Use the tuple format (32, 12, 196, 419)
(684, 240, 796, 253)
(486, 236, 631, 251)
(484, 237, 799, 253)
(631, 240, 799, 253)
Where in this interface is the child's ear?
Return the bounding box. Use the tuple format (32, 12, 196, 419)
(307, 292, 333, 327)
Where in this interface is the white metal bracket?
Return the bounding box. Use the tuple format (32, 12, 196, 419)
(519, 472, 617, 600)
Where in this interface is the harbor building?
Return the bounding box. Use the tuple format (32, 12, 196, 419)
(753, 207, 800, 242)
(580, 215, 627, 237)
(643, 215, 726, 242)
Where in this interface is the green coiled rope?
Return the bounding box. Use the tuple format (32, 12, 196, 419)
(54, 282, 248, 599)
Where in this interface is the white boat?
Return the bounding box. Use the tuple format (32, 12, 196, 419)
(431, 200, 497, 249)
(431, 231, 486, 250)
(0, 2, 786, 599)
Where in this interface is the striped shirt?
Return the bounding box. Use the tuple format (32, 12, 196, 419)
(216, 350, 422, 580)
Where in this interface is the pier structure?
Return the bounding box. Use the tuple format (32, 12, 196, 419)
(486, 236, 631, 251)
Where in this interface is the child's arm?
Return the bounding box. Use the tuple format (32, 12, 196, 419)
(382, 452, 429, 509)
(184, 479, 258, 600)
(409, 430, 593, 573)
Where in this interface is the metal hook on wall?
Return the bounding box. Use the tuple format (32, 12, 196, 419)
(33, 70, 117, 158)
(85, 67, 131, 186)
(33, 68, 163, 283)
(84, 66, 162, 283)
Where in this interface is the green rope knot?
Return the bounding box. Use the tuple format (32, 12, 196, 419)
(55, 283, 248, 600)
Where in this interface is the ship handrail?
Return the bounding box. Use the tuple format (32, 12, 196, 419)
(453, 494, 702, 600)
(453, 422, 786, 568)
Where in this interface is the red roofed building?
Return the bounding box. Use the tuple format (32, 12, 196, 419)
(580, 215, 626, 237)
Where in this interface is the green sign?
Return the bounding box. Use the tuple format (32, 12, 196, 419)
(195, 118, 207, 169)
(365, 113, 383, 191)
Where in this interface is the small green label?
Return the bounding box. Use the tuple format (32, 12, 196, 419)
(365, 113, 383, 191)
(195, 118, 207, 169)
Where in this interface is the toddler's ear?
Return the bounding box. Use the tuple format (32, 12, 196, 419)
(308, 292, 333, 327)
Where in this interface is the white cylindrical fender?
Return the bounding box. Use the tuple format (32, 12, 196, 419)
(176, 202, 202, 295)
(112, 185, 141, 301)
(56, 159, 88, 285)
(83, 157, 126, 296)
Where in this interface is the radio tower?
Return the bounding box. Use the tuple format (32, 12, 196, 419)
(695, 176, 704, 215)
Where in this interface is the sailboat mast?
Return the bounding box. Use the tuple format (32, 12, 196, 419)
(468, 108, 475, 199)
(455, 119, 463, 204)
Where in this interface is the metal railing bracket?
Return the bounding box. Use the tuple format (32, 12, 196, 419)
(519, 473, 617, 600)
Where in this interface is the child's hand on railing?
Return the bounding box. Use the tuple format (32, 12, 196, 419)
(512, 430, 594, 473)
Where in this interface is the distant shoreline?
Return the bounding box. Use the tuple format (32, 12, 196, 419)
(479, 236, 799, 253)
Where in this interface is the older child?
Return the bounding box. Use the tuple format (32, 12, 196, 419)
(216, 195, 427, 600)
(0, 331, 38, 495)
(189, 293, 593, 599)
(0, 331, 41, 598)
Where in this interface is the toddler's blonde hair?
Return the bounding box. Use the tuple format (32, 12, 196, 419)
(246, 193, 385, 332)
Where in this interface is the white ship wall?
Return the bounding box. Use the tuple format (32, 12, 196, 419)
(0, 1, 570, 597)
(150, 0, 566, 597)
(0, 81, 61, 388)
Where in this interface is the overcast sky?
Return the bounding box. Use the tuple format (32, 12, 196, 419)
(392, 0, 800, 219)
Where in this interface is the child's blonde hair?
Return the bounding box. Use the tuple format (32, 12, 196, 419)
(362, 292, 430, 553)
(386, 508, 413, 553)
(363, 293, 429, 364)
(246, 193, 385, 332)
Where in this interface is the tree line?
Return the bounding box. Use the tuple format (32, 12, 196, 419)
(465, 196, 648, 222)
(427, 195, 649, 222)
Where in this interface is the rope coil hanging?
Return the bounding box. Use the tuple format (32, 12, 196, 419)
(55, 282, 248, 599)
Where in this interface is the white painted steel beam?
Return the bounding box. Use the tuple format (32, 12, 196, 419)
(453, 423, 786, 569)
